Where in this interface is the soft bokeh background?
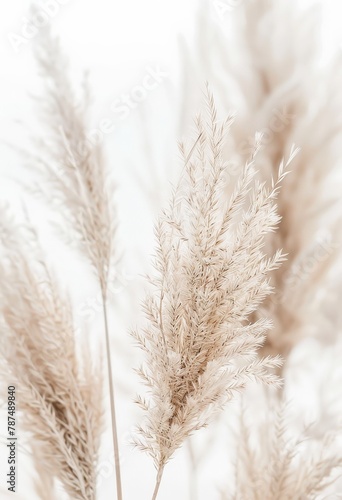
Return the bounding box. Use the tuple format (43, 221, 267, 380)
(1, 1, 342, 498)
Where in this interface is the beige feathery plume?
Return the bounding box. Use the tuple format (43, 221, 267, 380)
(32, 445, 59, 500)
(0, 207, 103, 500)
(181, 0, 342, 363)
(133, 89, 293, 499)
(226, 0, 342, 361)
(224, 399, 342, 500)
(29, 28, 122, 498)
(32, 30, 116, 294)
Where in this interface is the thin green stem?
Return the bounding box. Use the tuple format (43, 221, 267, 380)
(101, 291, 122, 500)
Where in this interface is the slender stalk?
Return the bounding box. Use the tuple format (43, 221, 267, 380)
(187, 439, 198, 500)
(151, 467, 164, 500)
(101, 291, 122, 500)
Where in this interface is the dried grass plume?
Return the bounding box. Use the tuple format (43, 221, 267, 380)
(133, 89, 295, 498)
(0, 206, 103, 500)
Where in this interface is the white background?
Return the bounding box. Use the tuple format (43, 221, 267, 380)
(1, 1, 342, 499)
